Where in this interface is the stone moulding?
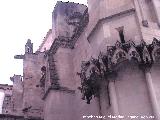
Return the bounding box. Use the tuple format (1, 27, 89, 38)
(14, 55, 25, 59)
(0, 114, 43, 120)
(42, 86, 75, 100)
(77, 37, 160, 104)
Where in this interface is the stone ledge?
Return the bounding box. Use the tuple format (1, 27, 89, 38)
(0, 114, 23, 118)
(42, 86, 75, 100)
(0, 114, 43, 120)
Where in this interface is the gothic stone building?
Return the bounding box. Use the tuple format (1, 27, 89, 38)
(1, 0, 160, 120)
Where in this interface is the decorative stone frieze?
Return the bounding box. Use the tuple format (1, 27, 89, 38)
(77, 37, 160, 104)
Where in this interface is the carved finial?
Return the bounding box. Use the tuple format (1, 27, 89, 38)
(115, 41, 122, 49)
(128, 42, 140, 62)
(98, 52, 103, 59)
(152, 38, 160, 62)
(107, 46, 115, 57)
(152, 37, 159, 46)
(140, 39, 146, 47)
(10, 75, 22, 83)
(143, 46, 151, 63)
(25, 39, 33, 53)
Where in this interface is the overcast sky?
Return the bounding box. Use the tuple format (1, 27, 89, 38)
(0, 0, 87, 85)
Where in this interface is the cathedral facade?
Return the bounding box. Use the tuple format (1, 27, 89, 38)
(1, 0, 160, 120)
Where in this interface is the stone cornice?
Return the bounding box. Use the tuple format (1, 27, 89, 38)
(42, 86, 75, 100)
(0, 114, 24, 118)
(0, 84, 13, 89)
(0, 114, 43, 120)
(14, 55, 25, 59)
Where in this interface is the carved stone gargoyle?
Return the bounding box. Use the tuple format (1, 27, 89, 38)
(77, 38, 160, 104)
(77, 58, 103, 104)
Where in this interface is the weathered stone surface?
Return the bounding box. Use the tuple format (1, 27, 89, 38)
(22, 52, 46, 119)
(53, 1, 87, 38)
(2, 0, 160, 120)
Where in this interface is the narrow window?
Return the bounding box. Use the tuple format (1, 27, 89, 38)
(27, 47, 30, 53)
(116, 26, 125, 43)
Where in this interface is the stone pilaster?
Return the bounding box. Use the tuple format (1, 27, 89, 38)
(151, 0, 160, 27)
(107, 72, 119, 120)
(108, 81, 119, 120)
(144, 67, 160, 120)
(136, 0, 148, 27)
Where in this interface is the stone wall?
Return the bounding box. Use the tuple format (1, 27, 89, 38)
(38, 29, 54, 52)
(54, 48, 75, 90)
(114, 62, 153, 116)
(23, 52, 46, 119)
(44, 89, 75, 120)
(150, 64, 160, 111)
(1, 85, 13, 115)
(10, 75, 23, 116)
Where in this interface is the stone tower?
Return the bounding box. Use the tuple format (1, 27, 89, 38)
(13, 39, 46, 119)
(22, 40, 45, 119)
(43, 0, 160, 120)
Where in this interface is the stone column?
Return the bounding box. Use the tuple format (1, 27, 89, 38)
(109, 81, 119, 120)
(98, 81, 110, 117)
(151, 0, 160, 27)
(145, 69, 160, 120)
(136, 0, 149, 27)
